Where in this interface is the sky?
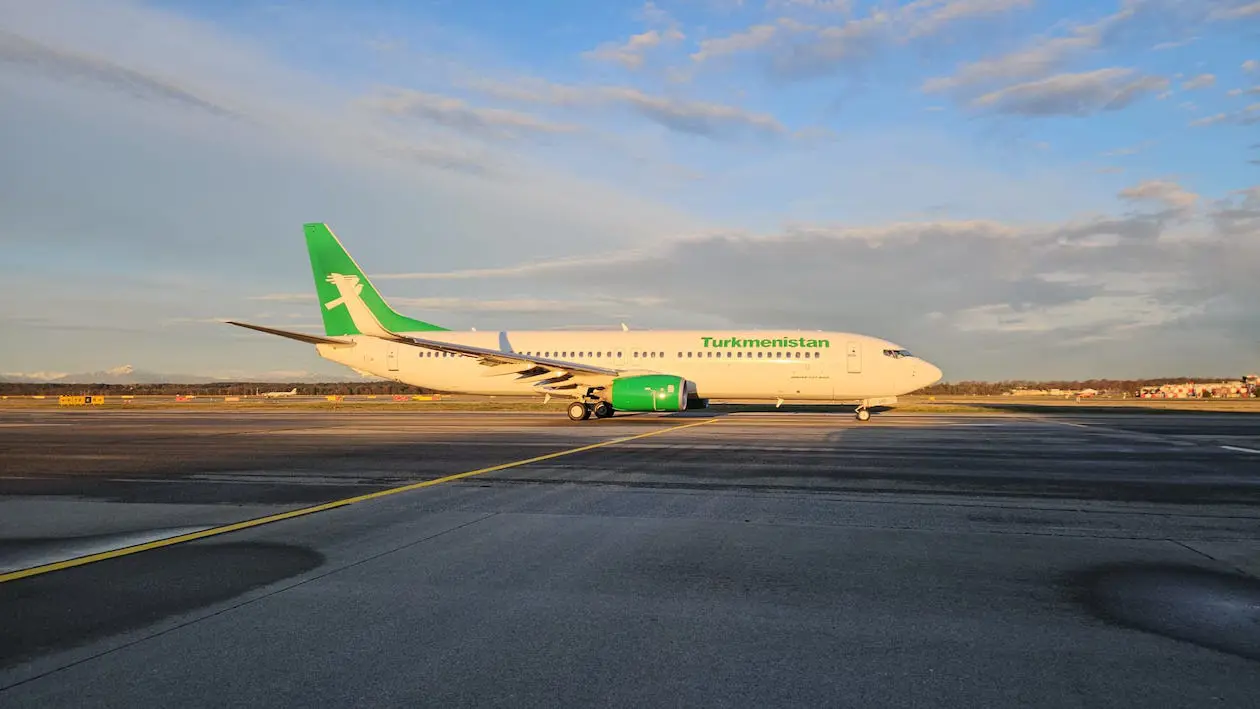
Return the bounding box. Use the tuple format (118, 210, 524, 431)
(1, 0, 1258, 381)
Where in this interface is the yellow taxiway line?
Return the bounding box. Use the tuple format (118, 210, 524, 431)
(0, 418, 717, 584)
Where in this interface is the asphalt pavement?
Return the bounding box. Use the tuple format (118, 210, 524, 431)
(1, 408, 1258, 707)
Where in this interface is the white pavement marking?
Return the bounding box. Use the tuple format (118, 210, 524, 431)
(1220, 445, 1260, 455)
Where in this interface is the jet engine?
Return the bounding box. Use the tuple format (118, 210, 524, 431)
(609, 374, 689, 412)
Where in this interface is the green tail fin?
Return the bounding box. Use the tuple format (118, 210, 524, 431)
(304, 223, 447, 336)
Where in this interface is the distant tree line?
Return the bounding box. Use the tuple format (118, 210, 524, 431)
(0, 382, 438, 396)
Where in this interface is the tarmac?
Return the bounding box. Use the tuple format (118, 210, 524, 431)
(1, 407, 1259, 707)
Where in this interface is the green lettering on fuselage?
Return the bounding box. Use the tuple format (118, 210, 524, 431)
(700, 336, 830, 348)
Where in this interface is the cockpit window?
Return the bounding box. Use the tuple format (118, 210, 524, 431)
(883, 348, 914, 359)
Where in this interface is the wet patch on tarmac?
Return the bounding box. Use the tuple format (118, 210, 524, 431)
(1070, 563, 1260, 662)
(0, 542, 324, 669)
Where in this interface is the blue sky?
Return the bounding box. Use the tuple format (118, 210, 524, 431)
(1, 0, 1258, 381)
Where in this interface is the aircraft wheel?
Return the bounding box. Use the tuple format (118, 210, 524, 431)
(855, 408, 871, 422)
(592, 402, 614, 419)
(567, 401, 591, 421)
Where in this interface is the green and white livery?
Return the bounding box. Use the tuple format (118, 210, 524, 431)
(229, 223, 943, 421)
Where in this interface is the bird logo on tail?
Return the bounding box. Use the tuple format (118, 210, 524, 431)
(323, 274, 363, 312)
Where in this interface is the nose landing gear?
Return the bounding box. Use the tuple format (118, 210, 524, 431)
(855, 403, 871, 422)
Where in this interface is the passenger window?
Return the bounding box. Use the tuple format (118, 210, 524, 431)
(617, 352, 622, 358)
(757, 352, 763, 359)
(706, 352, 712, 358)
(650, 352, 656, 358)
(814, 352, 820, 358)
(677, 352, 683, 358)
(687, 352, 693, 358)
(794, 352, 801, 358)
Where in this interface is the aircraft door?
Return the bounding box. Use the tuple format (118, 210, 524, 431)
(386, 342, 399, 372)
(846, 342, 861, 373)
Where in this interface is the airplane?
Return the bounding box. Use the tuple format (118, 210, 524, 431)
(260, 387, 298, 398)
(228, 223, 943, 422)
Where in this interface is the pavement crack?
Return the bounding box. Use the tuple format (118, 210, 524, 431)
(1166, 539, 1254, 578)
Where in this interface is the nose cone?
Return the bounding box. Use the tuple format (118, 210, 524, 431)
(920, 361, 943, 386)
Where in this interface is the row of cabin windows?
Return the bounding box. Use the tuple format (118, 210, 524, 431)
(421, 350, 823, 360)
(679, 351, 822, 360)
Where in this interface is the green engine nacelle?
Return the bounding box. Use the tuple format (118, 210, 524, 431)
(609, 374, 689, 412)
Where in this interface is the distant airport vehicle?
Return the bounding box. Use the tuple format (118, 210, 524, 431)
(261, 388, 298, 398)
(229, 224, 943, 421)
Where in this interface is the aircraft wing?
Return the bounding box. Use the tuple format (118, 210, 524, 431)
(399, 335, 618, 373)
(396, 334, 627, 397)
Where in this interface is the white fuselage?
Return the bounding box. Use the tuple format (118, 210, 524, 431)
(315, 330, 941, 402)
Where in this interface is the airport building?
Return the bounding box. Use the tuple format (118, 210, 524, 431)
(1139, 376, 1258, 399)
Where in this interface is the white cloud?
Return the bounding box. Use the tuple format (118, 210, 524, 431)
(694, 0, 1034, 74)
(364, 88, 580, 138)
(904, 0, 1035, 39)
(1152, 36, 1198, 50)
(1191, 103, 1260, 126)
(1211, 1, 1260, 20)
(378, 190, 1260, 378)
(953, 296, 1204, 336)
(922, 6, 1135, 94)
(970, 69, 1168, 117)
(463, 77, 788, 137)
(1180, 73, 1216, 90)
(1118, 179, 1199, 212)
(765, 0, 851, 10)
(690, 21, 792, 64)
(586, 26, 685, 69)
(1102, 141, 1153, 157)
(0, 29, 233, 117)
(639, 1, 672, 25)
(1244, 59, 1259, 73)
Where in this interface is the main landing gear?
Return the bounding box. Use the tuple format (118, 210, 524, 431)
(566, 401, 615, 421)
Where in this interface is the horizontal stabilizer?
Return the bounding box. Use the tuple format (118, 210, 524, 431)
(226, 321, 354, 346)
